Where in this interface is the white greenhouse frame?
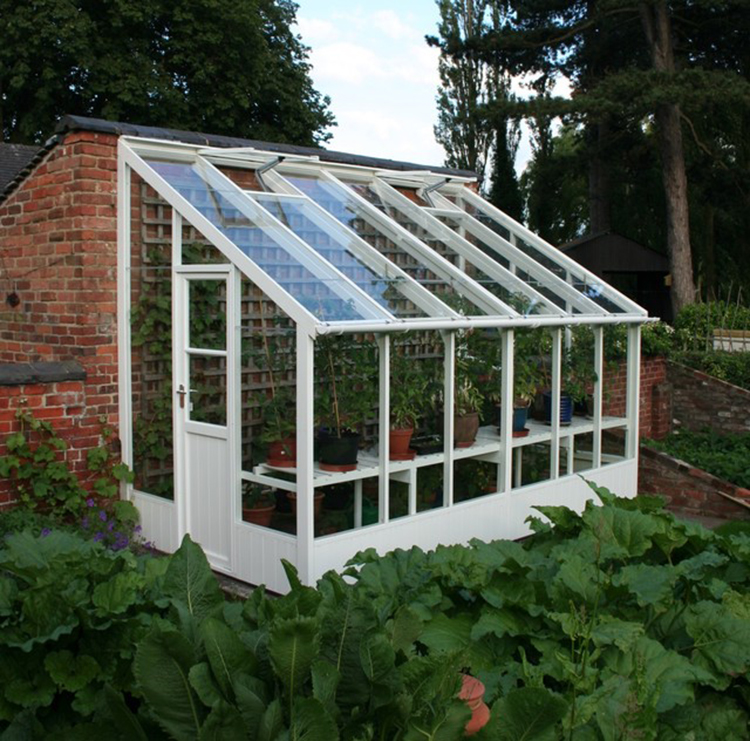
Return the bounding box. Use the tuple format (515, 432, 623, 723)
(117, 136, 648, 592)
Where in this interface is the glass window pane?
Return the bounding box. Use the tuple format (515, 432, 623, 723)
(189, 354, 226, 425)
(189, 279, 226, 350)
(249, 193, 426, 319)
(281, 173, 489, 316)
(144, 159, 386, 323)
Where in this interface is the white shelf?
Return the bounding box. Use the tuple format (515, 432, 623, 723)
(249, 415, 628, 489)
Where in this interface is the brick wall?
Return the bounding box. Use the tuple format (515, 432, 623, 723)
(0, 131, 120, 509)
(602, 356, 670, 439)
(669, 361, 750, 434)
(639, 445, 750, 521)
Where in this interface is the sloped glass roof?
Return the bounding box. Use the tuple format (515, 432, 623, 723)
(124, 139, 647, 334)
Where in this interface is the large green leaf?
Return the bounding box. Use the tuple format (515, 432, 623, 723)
(582, 505, 660, 559)
(201, 617, 258, 700)
(234, 680, 266, 738)
(590, 618, 643, 651)
(134, 630, 205, 741)
(418, 613, 473, 653)
(44, 651, 100, 692)
(198, 700, 247, 741)
(103, 685, 148, 741)
(611, 564, 676, 608)
(290, 697, 339, 741)
(268, 617, 320, 696)
(551, 554, 603, 604)
(92, 572, 144, 615)
(494, 687, 567, 741)
(163, 535, 223, 624)
(188, 663, 223, 708)
(684, 601, 750, 683)
(257, 699, 285, 741)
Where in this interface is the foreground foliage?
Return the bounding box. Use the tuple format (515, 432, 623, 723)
(1, 485, 749, 739)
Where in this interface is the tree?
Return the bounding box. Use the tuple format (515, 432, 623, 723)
(429, 0, 522, 218)
(0, 0, 334, 146)
(464, 0, 750, 314)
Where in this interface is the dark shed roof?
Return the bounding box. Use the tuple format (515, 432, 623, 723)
(55, 115, 475, 178)
(0, 143, 41, 192)
(560, 232, 669, 274)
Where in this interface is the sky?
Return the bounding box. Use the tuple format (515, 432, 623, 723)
(294, 1, 450, 168)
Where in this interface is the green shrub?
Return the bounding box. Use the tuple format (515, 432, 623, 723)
(674, 301, 750, 350)
(644, 429, 750, 488)
(672, 350, 750, 391)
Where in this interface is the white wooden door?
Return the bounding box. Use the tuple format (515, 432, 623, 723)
(174, 266, 238, 573)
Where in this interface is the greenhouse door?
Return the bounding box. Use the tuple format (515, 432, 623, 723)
(174, 266, 239, 573)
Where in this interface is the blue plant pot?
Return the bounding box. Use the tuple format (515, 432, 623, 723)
(494, 405, 529, 433)
(542, 391, 573, 425)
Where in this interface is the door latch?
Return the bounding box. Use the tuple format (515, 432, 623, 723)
(177, 384, 187, 409)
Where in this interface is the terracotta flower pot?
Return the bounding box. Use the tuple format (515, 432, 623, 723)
(454, 412, 479, 448)
(458, 674, 491, 736)
(288, 490, 325, 517)
(267, 436, 296, 467)
(242, 503, 275, 528)
(389, 426, 415, 460)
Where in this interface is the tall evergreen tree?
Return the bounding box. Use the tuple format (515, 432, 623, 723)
(0, 0, 334, 146)
(429, 0, 521, 217)
(464, 0, 750, 313)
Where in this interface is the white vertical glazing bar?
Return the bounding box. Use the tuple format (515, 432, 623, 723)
(500, 329, 514, 493)
(626, 324, 642, 460)
(514, 448, 522, 488)
(550, 328, 562, 479)
(408, 467, 417, 515)
(228, 267, 241, 547)
(296, 330, 315, 585)
(354, 479, 362, 528)
(378, 335, 390, 524)
(593, 325, 604, 468)
(116, 155, 133, 500)
(173, 273, 188, 540)
(442, 331, 455, 507)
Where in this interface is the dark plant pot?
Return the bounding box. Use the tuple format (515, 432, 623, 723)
(323, 483, 353, 511)
(317, 428, 360, 471)
(411, 435, 443, 455)
(494, 404, 530, 433)
(543, 391, 573, 425)
(275, 489, 291, 513)
(389, 426, 414, 460)
(454, 412, 479, 448)
(574, 394, 595, 418)
(266, 436, 296, 467)
(288, 490, 325, 517)
(242, 503, 275, 528)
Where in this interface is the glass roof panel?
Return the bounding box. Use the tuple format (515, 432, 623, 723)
(350, 183, 561, 315)
(145, 159, 390, 323)
(248, 193, 426, 318)
(280, 173, 489, 316)
(460, 199, 631, 314)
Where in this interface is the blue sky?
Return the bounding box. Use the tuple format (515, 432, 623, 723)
(295, 1, 446, 166)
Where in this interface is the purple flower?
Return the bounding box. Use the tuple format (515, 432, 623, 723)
(99, 510, 107, 522)
(134, 525, 142, 533)
(41, 528, 51, 537)
(81, 517, 90, 529)
(93, 532, 104, 542)
(107, 521, 115, 531)
(86, 498, 95, 508)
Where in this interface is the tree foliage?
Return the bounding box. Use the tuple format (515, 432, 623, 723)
(0, 0, 334, 145)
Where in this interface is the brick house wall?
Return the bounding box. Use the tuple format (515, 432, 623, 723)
(0, 131, 121, 507)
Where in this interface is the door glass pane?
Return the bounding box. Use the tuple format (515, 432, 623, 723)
(189, 354, 227, 425)
(189, 279, 226, 350)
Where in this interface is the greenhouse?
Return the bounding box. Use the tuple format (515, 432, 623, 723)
(117, 135, 648, 592)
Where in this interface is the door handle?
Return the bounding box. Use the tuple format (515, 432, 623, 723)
(176, 384, 196, 409)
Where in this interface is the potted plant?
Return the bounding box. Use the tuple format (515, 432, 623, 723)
(241, 483, 276, 528)
(495, 348, 542, 436)
(253, 308, 297, 467)
(287, 489, 325, 517)
(454, 369, 483, 447)
(315, 336, 376, 471)
(389, 351, 428, 460)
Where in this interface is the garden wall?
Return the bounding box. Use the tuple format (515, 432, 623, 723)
(668, 360, 750, 435)
(0, 131, 121, 508)
(639, 444, 750, 521)
(602, 356, 670, 440)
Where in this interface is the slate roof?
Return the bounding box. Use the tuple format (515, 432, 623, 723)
(0, 143, 41, 192)
(55, 115, 475, 178)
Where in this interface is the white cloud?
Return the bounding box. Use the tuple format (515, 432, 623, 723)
(295, 16, 338, 44)
(370, 9, 413, 40)
(312, 42, 385, 84)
